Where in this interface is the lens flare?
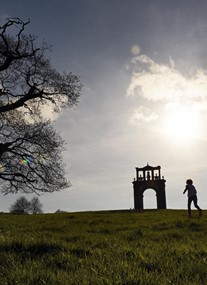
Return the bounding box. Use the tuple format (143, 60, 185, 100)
(19, 157, 33, 165)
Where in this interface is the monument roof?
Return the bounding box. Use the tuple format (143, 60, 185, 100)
(136, 164, 161, 171)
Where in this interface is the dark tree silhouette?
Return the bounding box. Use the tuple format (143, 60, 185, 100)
(29, 197, 43, 214)
(10, 196, 31, 214)
(0, 18, 82, 194)
(0, 18, 81, 115)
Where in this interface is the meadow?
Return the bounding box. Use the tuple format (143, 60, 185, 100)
(0, 209, 206, 285)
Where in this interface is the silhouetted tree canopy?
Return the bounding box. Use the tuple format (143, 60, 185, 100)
(10, 196, 31, 214)
(0, 18, 82, 194)
(29, 197, 43, 214)
(9, 196, 43, 214)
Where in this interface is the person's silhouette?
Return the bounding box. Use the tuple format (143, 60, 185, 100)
(183, 179, 202, 218)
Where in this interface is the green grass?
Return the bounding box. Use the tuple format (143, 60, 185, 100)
(0, 210, 206, 284)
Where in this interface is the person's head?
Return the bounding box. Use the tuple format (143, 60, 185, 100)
(186, 179, 193, 185)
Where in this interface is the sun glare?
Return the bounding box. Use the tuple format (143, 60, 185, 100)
(164, 104, 201, 144)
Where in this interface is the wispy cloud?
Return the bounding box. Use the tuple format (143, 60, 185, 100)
(127, 54, 207, 107)
(130, 106, 158, 125)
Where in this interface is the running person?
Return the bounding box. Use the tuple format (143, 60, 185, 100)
(183, 179, 202, 218)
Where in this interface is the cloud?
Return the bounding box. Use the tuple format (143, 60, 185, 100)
(38, 101, 61, 121)
(19, 100, 60, 124)
(126, 54, 207, 108)
(130, 106, 158, 125)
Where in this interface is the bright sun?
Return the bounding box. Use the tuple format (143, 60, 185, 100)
(164, 104, 201, 144)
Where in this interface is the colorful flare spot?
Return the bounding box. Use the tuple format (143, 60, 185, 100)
(19, 157, 33, 165)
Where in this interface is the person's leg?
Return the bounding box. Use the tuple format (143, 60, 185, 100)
(188, 197, 193, 217)
(193, 195, 202, 216)
(193, 195, 200, 209)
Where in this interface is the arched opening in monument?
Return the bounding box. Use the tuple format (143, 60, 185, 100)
(143, 188, 157, 209)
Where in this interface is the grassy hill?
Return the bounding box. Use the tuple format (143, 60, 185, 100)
(0, 209, 206, 284)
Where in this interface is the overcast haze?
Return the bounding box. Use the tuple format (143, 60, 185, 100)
(1, 0, 207, 212)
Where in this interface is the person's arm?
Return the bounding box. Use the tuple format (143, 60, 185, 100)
(183, 185, 188, 194)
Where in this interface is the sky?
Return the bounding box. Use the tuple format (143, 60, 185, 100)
(1, 0, 207, 212)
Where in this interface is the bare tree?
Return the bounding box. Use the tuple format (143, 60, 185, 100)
(0, 18, 81, 116)
(10, 196, 31, 214)
(29, 197, 43, 214)
(0, 110, 69, 194)
(0, 18, 82, 194)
